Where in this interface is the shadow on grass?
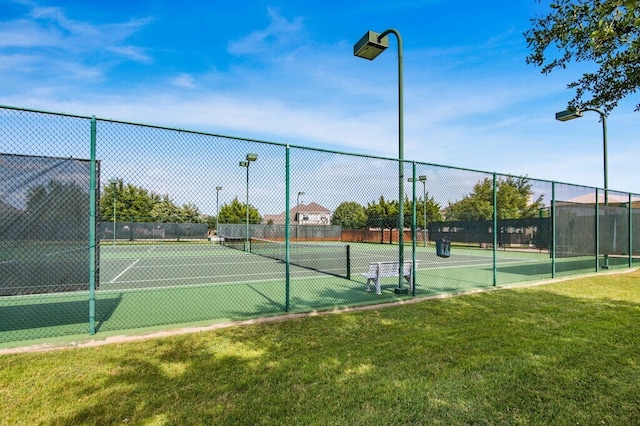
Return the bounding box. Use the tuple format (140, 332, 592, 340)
(43, 284, 640, 425)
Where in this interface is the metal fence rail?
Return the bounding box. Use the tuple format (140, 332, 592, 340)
(1, 104, 639, 345)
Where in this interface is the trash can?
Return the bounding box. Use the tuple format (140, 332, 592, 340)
(436, 238, 450, 258)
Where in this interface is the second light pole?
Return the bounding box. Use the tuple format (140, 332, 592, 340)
(556, 107, 609, 268)
(354, 28, 406, 293)
(239, 153, 258, 251)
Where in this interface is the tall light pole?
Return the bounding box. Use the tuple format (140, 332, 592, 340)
(215, 186, 222, 241)
(555, 108, 608, 201)
(296, 191, 305, 240)
(109, 179, 118, 246)
(239, 153, 258, 251)
(408, 175, 427, 247)
(556, 107, 609, 267)
(354, 28, 406, 294)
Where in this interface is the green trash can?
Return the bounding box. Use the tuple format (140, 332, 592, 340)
(436, 238, 450, 258)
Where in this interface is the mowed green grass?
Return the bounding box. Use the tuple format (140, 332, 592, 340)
(1, 271, 640, 425)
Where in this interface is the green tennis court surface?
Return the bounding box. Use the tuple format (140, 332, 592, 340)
(1, 240, 630, 345)
(98, 242, 563, 292)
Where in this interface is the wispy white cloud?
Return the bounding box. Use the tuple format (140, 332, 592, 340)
(0, 53, 40, 71)
(0, 3, 153, 61)
(171, 74, 196, 89)
(106, 44, 152, 63)
(227, 7, 305, 56)
(0, 19, 64, 47)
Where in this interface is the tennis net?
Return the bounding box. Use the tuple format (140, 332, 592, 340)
(250, 238, 351, 279)
(219, 236, 247, 251)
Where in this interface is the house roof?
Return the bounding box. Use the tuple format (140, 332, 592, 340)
(296, 202, 330, 214)
(262, 202, 331, 224)
(566, 192, 639, 204)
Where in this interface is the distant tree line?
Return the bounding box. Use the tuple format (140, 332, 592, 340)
(331, 194, 443, 231)
(331, 176, 544, 230)
(99, 179, 203, 224)
(97, 177, 543, 232)
(99, 181, 262, 230)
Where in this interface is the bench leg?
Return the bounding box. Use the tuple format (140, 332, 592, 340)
(375, 276, 382, 295)
(365, 278, 373, 292)
(403, 271, 413, 291)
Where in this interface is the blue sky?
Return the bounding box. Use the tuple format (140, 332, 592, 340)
(1, 0, 639, 196)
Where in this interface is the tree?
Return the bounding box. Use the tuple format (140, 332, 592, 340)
(444, 177, 545, 221)
(218, 197, 261, 224)
(149, 195, 181, 222)
(100, 180, 203, 223)
(365, 196, 399, 229)
(525, 0, 640, 113)
(178, 203, 202, 223)
(444, 179, 493, 221)
(404, 195, 443, 229)
(331, 201, 367, 229)
(206, 215, 217, 230)
(100, 179, 158, 222)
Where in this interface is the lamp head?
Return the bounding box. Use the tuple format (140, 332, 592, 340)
(246, 153, 258, 162)
(216, 186, 222, 191)
(555, 109, 583, 122)
(239, 161, 248, 167)
(354, 31, 389, 60)
(408, 176, 428, 183)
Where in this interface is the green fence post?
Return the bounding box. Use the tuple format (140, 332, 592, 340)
(285, 145, 291, 312)
(552, 182, 556, 278)
(88, 116, 97, 335)
(492, 173, 497, 286)
(595, 188, 600, 272)
(346, 245, 351, 280)
(411, 163, 417, 295)
(629, 193, 633, 268)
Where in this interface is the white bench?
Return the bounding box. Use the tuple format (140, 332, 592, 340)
(361, 261, 416, 295)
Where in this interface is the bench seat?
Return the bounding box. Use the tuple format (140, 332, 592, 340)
(361, 261, 416, 295)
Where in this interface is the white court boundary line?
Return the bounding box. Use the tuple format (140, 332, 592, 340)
(108, 246, 156, 283)
(109, 259, 140, 283)
(98, 269, 334, 294)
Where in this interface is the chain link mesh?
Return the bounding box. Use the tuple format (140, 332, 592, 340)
(1, 105, 639, 345)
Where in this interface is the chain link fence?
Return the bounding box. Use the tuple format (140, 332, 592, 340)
(2, 105, 639, 345)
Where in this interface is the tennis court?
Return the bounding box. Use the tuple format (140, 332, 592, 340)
(2, 235, 631, 346)
(0, 239, 577, 343)
(98, 240, 558, 293)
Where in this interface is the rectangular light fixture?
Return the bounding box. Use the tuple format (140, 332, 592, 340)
(354, 31, 389, 60)
(246, 153, 258, 161)
(555, 109, 583, 122)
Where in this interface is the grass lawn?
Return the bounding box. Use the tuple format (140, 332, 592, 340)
(1, 271, 640, 425)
